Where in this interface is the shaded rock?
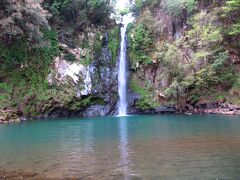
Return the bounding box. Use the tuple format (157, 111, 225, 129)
(82, 105, 106, 117)
(155, 105, 177, 113)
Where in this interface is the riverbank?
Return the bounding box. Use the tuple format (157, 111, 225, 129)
(1, 103, 240, 124)
(180, 103, 240, 115)
(129, 102, 240, 116)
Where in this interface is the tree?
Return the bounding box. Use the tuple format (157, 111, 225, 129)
(0, 0, 50, 44)
(162, 0, 196, 17)
(222, 0, 240, 36)
(221, 0, 240, 53)
(184, 11, 223, 69)
(129, 23, 153, 66)
(46, 0, 112, 29)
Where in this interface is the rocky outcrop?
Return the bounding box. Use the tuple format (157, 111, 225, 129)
(48, 57, 92, 96)
(88, 33, 119, 116)
(37, 32, 119, 119)
(128, 105, 177, 115)
(182, 103, 240, 115)
(0, 109, 21, 124)
(90, 33, 118, 95)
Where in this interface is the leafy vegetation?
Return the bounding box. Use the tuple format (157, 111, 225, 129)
(130, 79, 160, 110)
(0, 30, 59, 111)
(64, 53, 77, 61)
(0, 0, 116, 118)
(128, 24, 153, 68)
(108, 26, 120, 63)
(44, 0, 112, 31)
(222, 0, 240, 36)
(0, 0, 50, 44)
(129, 0, 240, 107)
(162, 0, 196, 17)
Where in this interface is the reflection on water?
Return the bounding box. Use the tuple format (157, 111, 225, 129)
(0, 115, 240, 179)
(118, 117, 131, 179)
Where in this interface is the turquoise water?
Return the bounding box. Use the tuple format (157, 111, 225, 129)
(0, 115, 240, 179)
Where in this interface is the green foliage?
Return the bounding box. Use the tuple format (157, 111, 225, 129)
(44, 0, 70, 16)
(0, 83, 13, 109)
(42, 30, 60, 59)
(229, 24, 240, 35)
(186, 11, 222, 47)
(0, 0, 49, 43)
(130, 0, 154, 15)
(61, 0, 111, 28)
(130, 79, 148, 96)
(44, 0, 112, 32)
(183, 11, 223, 69)
(108, 26, 120, 63)
(64, 53, 77, 61)
(131, 0, 144, 15)
(222, 0, 240, 36)
(72, 96, 105, 109)
(136, 97, 160, 110)
(0, 30, 59, 110)
(233, 76, 240, 88)
(212, 51, 229, 70)
(80, 51, 91, 66)
(154, 42, 184, 78)
(130, 79, 160, 110)
(129, 24, 153, 67)
(162, 0, 196, 17)
(119, 8, 130, 16)
(76, 96, 92, 107)
(194, 67, 218, 89)
(132, 24, 153, 52)
(0, 40, 28, 70)
(93, 32, 102, 54)
(189, 94, 200, 102)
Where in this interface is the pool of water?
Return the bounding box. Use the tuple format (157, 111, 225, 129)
(0, 115, 240, 179)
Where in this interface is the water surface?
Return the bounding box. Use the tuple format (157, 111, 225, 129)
(0, 115, 240, 179)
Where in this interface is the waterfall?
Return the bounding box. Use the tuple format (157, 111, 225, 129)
(117, 12, 134, 116)
(118, 23, 128, 116)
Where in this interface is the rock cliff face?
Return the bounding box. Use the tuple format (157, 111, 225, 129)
(0, 25, 120, 123)
(0, 0, 121, 123)
(126, 0, 240, 114)
(44, 31, 119, 119)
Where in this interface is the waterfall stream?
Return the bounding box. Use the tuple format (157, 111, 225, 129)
(118, 23, 128, 116)
(117, 3, 134, 116)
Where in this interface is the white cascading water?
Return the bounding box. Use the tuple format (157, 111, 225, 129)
(118, 23, 128, 116)
(117, 13, 134, 116)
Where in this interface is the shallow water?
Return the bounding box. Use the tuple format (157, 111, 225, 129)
(0, 115, 240, 179)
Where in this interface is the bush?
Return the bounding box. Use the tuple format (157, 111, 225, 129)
(130, 79, 160, 110)
(0, 39, 28, 70)
(64, 53, 76, 61)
